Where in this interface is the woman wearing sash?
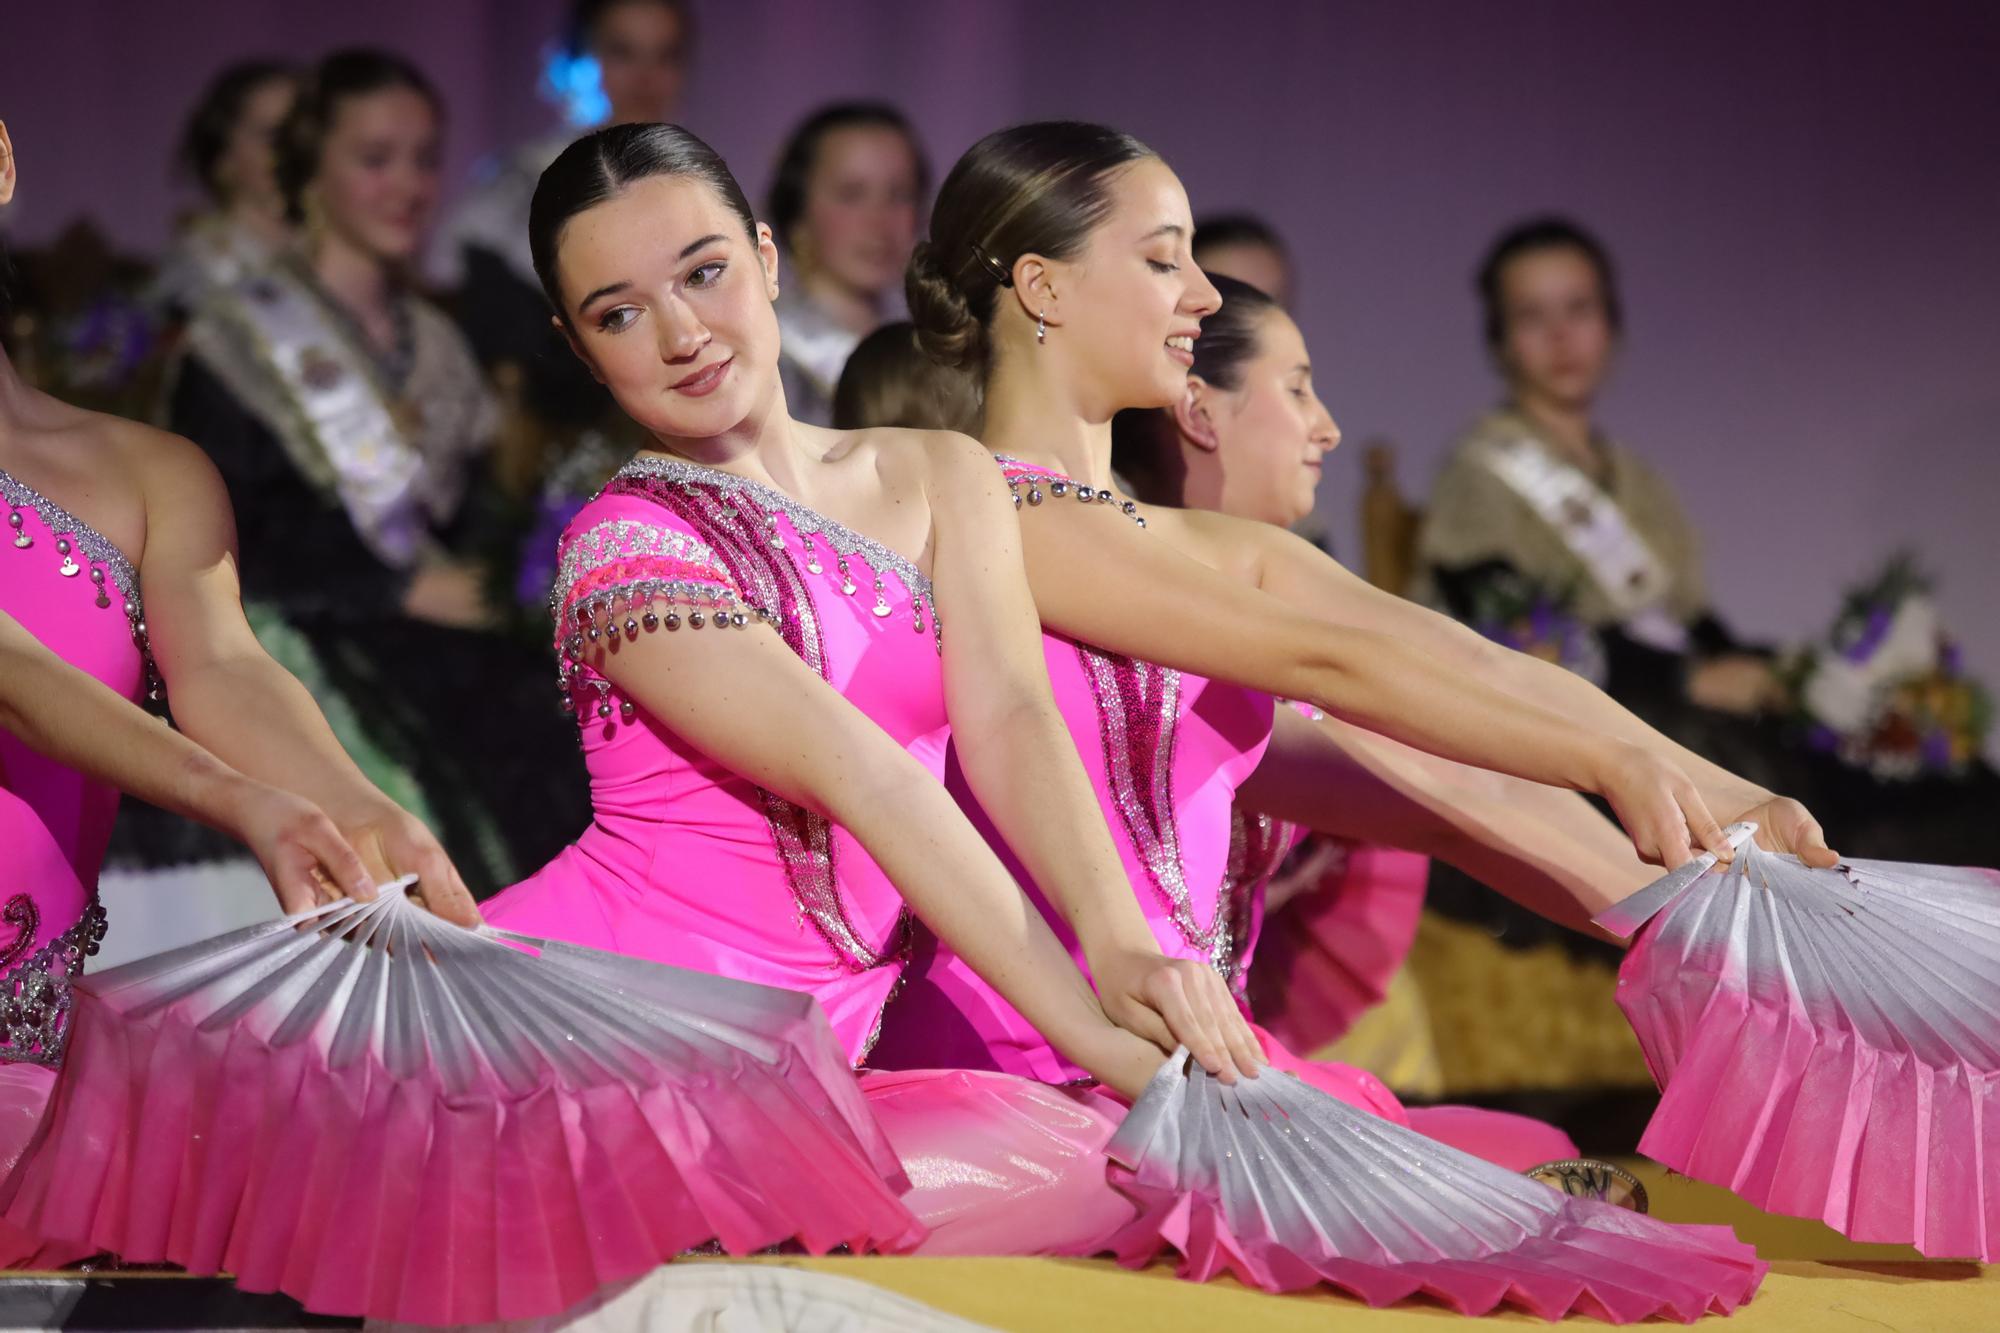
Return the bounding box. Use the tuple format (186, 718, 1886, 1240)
(164, 50, 588, 893)
(150, 61, 299, 323)
(1419, 216, 1998, 868)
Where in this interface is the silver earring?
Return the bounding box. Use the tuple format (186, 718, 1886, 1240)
(1036, 309, 1047, 345)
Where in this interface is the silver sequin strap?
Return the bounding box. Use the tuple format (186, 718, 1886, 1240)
(549, 516, 755, 651)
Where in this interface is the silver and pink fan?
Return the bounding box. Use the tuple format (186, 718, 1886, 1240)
(1105, 1049, 1766, 1322)
(0, 884, 923, 1326)
(1598, 822, 2000, 1260)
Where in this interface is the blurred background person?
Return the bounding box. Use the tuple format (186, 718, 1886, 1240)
(767, 101, 928, 425)
(150, 60, 299, 322)
(1414, 215, 1999, 867)
(155, 48, 586, 895)
(1192, 212, 1293, 308)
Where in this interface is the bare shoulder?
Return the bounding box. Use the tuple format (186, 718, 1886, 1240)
(1149, 503, 1265, 580)
(93, 413, 230, 506)
(848, 426, 997, 502)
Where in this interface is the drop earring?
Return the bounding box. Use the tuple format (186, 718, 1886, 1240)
(1036, 309, 1047, 345)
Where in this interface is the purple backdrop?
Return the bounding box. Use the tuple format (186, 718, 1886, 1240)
(5, 0, 1997, 753)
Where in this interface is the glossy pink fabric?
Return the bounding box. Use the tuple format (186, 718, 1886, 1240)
(1249, 835, 1430, 1052)
(0, 466, 144, 1269)
(0, 469, 144, 883)
(869, 461, 1572, 1168)
(484, 470, 947, 1065)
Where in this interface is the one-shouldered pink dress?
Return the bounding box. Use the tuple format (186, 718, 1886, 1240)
(485, 456, 1766, 1320)
(0, 466, 141, 1266)
(869, 460, 1573, 1169)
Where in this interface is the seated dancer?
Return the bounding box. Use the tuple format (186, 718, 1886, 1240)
(1417, 216, 1998, 867)
(481, 122, 1764, 1319)
(150, 60, 299, 322)
(868, 123, 1808, 1165)
(1112, 273, 1666, 1081)
(161, 49, 587, 892)
(0, 112, 476, 1266)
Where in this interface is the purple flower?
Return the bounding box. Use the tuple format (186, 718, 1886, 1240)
(1843, 605, 1895, 664)
(515, 492, 589, 607)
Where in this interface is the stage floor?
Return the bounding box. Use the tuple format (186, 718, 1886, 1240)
(0, 1162, 1989, 1329)
(763, 1160, 1995, 1331)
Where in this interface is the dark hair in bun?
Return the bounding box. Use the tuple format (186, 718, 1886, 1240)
(907, 120, 1154, 374)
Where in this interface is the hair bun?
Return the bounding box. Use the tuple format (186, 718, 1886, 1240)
(904, 240, 986, 372)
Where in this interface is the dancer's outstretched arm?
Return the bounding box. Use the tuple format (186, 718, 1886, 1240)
(1241, 706, 1652, 935)
(123, 427, 482, 924)
(1193, 509, 1834, 866)
(1014, 498, 1733, 871)
(582, 599, 1188, 1099)
(917, 431, 1260, 1078)
(0, 609, 374, 911)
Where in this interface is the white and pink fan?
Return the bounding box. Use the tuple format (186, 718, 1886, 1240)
(1104, 1049, 1766, 1322)
(0, 884, 924, 1326)
(1597, 822, 2000, 1260)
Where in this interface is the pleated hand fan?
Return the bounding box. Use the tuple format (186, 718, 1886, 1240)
(0, 883, 924, 1326)
(1104, 1049, 1767, 1322)
(1598, 822, 2000, 1260)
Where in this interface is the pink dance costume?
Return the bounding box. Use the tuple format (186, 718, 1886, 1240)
(480, 455, 1761, 1319)
(0, 468, 138, 1265)
(1243, 817, 1430, 1053)
(871, 461, 1569, 1171)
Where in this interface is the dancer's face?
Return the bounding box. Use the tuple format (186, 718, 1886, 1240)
(216, 75, 295, 215)
(1494, 246, 1614, 410)
(310, 88, 441, 264)
(792, 125, 921, 303)
(1039, 157, 1221, 413)
(554, 174, 782, 440)
(1199, 307, 1339, 526)
(591, 0, 689, 125)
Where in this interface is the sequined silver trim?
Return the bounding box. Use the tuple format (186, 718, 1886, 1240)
(0, 899, 108, 1069)
(1076, 644, 1244, 977)
(0, 465, 164, 705)
(617, 455, 938, 606)
(549, 517, 733, 625)
(993, 457, 1147, 527)
(1219, 810, 1289, 989)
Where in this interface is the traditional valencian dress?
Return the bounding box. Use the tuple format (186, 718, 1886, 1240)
(152, 256, 588, 893)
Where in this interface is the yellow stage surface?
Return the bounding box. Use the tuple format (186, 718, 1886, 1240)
(752, 1162, 1996, 1330)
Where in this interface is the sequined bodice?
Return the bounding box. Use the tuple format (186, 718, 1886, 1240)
(1, 466, 158, 883)
(871, 458, 1275, 1084)
(504, 455, 949, 1063)
(0, 465, 133, 1065)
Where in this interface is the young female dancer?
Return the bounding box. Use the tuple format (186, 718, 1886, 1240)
(0, 114, 476, 1268)
(476, 123, 1762, 1318)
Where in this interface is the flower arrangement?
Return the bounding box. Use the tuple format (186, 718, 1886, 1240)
(1451, 564, 1608, 687)
(1785, 554, 1992, 780)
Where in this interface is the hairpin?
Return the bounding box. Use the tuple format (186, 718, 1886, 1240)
(968, 242, 1014, 288)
